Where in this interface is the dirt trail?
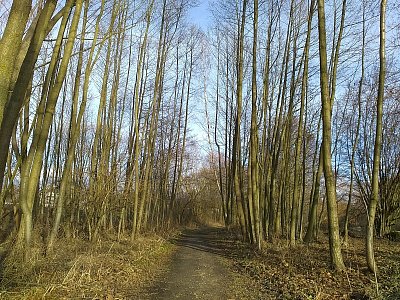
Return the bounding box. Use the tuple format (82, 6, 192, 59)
(141, 226, 259, 300)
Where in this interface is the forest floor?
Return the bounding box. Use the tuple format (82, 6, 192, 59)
(228, 231, 400, 300)
(0, 226, 399, 299)
(141, 226, 400, 300)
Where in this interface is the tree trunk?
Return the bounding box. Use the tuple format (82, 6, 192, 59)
(367, 0, 386, 274)
(317, 0, 345, 271)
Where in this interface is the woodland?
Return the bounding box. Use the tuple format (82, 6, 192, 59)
(0, 0, 399, 299)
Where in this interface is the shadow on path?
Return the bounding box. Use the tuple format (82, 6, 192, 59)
(170, 226, 247, 259)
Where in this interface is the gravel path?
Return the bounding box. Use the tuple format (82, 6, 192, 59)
(142, 226, 259, 300)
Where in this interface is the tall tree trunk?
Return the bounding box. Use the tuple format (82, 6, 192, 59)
(232, 0, 248, 241)
(0, 0, 32, 126)
(18, 0, 82, 258)
(248, 0, 261, 249)
(0, 0, 57, 197)
(317, 0, 345, 271)
(367, 0, 386, 274)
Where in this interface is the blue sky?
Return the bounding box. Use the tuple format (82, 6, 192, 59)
(188, 0, 212, 30)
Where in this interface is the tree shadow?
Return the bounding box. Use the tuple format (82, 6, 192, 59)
(169, 226, 253, 260)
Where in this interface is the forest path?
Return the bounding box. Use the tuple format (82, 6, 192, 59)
(141, 226, 259, 299)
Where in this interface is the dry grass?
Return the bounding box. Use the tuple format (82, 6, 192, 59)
(0, 233, 175, 299)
